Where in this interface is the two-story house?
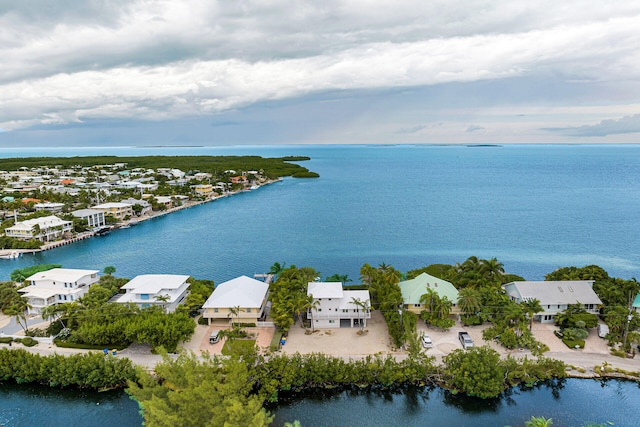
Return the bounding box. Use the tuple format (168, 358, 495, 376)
(503, 280, 602, 323)
(5, 215, 73, 241)
(18, 268, 100, 314)
(201, 276, 269, 325)
(116, 274, 190, 312)
(307, 282, 371, 329)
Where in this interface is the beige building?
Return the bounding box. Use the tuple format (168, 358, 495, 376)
(5, 215, 72, 241)
(91, 202, 133, 220)
(202, 276, 269, 325)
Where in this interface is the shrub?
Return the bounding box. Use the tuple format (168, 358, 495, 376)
(0, 337, 13, 344)
(197, 316, 209, 325)
(270, 330, 284, 351)
(20, 337, 38, 347)
(461, 315, 483, 326)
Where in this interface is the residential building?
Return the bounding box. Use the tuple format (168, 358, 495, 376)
(307, 282, 371, 328)
(5, 215, 72, 241)
(193, 184, 214, 197)
(398, 272, 460, 315)
(72, 208, 106, 229)
(202, 275, 269, 325)
(633, 294, 640, 314)
(18, 268, 100, 314)
(503, 280, 602, 323)
(33, 202, 65, 213)
(91, 202, 133, 221)
(116, 274, 191, 312)
(120, 198, 152, 215)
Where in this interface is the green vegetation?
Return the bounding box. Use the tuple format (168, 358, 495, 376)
(222, 339, 256, 355)
(0, 155, 317, 181)
(11, 264, 61, 283)
(0, 348, 136, 389)
(269, 266, 320, 331)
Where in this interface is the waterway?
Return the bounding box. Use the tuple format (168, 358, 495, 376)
(1, 144, 640, 425)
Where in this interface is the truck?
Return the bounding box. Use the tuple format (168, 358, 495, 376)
(458, 331, 474, 350)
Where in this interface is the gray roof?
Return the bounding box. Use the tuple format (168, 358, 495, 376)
(503, 281, 602, 305)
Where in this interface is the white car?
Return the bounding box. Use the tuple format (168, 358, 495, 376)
(421, 334, 433, 348)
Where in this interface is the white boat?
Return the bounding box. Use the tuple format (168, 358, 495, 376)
(0, 251, 21, 260)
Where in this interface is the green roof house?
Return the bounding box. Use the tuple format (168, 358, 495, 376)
(398, 272, 459, 314)
(633, 294, 640, 314)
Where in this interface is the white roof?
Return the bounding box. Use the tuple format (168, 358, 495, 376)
(122, 274, 190, 294)
(203, 275, 269, 309)
(72, 208, 104, 216)
(504, 281, 602, 305)
(19, 285, 82, 299)
(307, 282, 343, 299)
(92, 202, 131, 209)
(339, 290, 371, 309)
(26, 268, 99, 283)
(7, 215, 71, 231)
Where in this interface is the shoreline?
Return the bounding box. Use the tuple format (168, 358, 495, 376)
(0, 178, 283, 259)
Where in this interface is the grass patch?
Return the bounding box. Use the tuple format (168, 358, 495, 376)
(222, 339, 256, 355)
(270, 330, 284, 351)
(562, 338, 585, 349)
(54, 339, 129, 351)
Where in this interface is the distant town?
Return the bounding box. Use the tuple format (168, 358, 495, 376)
(0, 158, 296, 257)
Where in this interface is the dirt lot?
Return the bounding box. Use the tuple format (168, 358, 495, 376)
(279, 310, 397, 357)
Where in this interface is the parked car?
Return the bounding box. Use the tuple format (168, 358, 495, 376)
(421, 334, 433, 348)
(458, 331, 474, 350)
(209, 330, 220, 344)
(597, 324, 609, 338)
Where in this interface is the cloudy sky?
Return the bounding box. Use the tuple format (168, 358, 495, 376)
(1, 0, 640, 147)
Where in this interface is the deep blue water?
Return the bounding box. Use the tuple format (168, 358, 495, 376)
(1, 144, 640, 425)
(0, 383, 142, 427)
(1, 144, 639, 283)
(270, 379, 640, 427)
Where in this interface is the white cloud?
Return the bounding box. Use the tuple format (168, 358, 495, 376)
(1, 1, 640, 142)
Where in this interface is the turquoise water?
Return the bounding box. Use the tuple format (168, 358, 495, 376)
(1, 144, 640, 425)
(1, 144, 639, 283)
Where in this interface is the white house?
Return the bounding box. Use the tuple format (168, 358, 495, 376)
(503, 280, 602, 323)
(5, 215, 72, 241)
(33, 202, 65, 213)
(91, 202, 133, 221)
(307, 282, 371, 328)
(72, 208, 106, 229)
(18, 268, 100, 314)
(202, 275, 269, 325)
(116, 274, 191, 312)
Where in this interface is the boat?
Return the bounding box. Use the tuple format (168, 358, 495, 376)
(0, 251, 21, 260)
(95, 227, 112, 236)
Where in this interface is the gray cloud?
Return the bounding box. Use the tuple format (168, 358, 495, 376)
(1, 1, 640, 143)
(543, 114, 640, 137)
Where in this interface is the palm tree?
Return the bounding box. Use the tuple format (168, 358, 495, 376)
(6, 297, 32, 334)
(522, 298, 544, 331)
(306, 296, 320, 332)
(351, 297, 370, 332)
(480, 257, 505, 285)
(228, 305, 241, 330)
(155, 294, 171, 312)
(436, 296, 453, 320)
(457, 288, 482, 316)
(269, 262, 286, 276)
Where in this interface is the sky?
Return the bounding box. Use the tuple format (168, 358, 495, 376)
(1, 0, 640, 147)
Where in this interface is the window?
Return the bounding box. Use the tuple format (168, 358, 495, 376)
(414, 304, 421, 308)
(214, 308, 218, 313)
(141, 294, 150, 300)
(329, 320, 335, 324)
(247, 308, 252, 313)
(318, 308, 322, 312)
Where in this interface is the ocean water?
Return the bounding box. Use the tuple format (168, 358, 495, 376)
(1, 144, 640, 425)
(1, 144, 639, 283)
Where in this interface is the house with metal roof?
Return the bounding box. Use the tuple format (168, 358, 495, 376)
(19, 268, 100, 314)
(633, 294, 640, 314)
(116, 274, 190, 313)
(202, 276, 270, 325)
(398, 272, 460, 315)
(503, 280, 602, 323)
(307, 282, 371, 328)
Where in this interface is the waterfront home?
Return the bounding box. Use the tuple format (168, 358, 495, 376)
(633, 294, 640, 314)
(71, 208, 106, 229)
(116, 274, 191, 313)
(192, 184, 214, 197)
(33, 202, 65, 213)
(307, 282, 371, 328)
(5, 215, 72, 241)
(202, 276, 269, 325)
(121, 198, 152, 215)
(503, 280, 602, 323)
(91, 202, 133, 221)
(19, 268, 100, 315)
(398, 272, 460, 315)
